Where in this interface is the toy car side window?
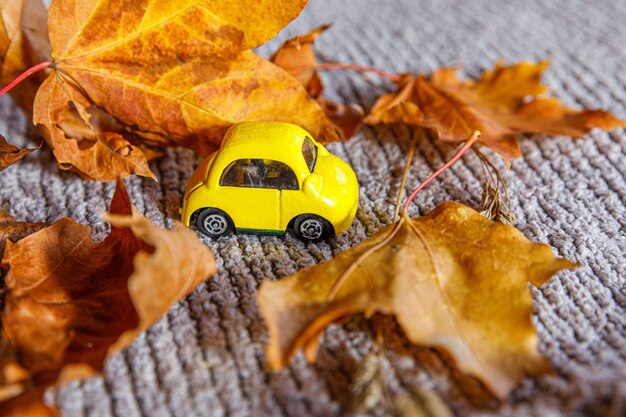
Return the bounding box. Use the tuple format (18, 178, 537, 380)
(302, 136, 318, 173)
(220, 159, 299, 190)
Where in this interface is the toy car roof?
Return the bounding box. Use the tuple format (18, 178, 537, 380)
(218, 122, 313, 158)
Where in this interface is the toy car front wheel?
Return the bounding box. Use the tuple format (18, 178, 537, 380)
(197, 208, 233, 238)
(293, 214, 331, 243)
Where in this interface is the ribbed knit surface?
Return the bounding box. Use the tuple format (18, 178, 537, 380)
(1, 0, 625, 416)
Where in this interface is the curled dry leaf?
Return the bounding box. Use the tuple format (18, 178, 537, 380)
(32, 0, 337, 181)
(0, 207, 47, 259)
(0, 0, 50, 114)
(0, 336, 29, 404)
(271, 24, 329, 98)
(271, 24, 365, 139)
(365, 61, 626, 162)
(0, 136, 39, 172)
(258, 202, 576, 398)
(34, 73, 156, 181)
(0, 181, 215, 413)
(318, 97, 365, 141)
(0, 386, 59, 417)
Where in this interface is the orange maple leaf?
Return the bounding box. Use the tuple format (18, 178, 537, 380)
(365, 61, 626, 161)
(30, 0, 337, 181)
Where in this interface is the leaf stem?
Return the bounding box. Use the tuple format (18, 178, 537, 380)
(0, 62, 52, 97)
(312, 63, 402, 83)
(324, 130, 480, 306)
(324, 219, 404, 304)
(402, 130, 480, 214)
(392, 129, 420, 222)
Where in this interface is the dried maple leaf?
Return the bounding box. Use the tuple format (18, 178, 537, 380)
(31, 0, 337, 181)
(365, 61, 626, 161)
(258, 203, 576, 398)
(0, 136, 39, 172)
(0, 0, 50, 115)
(0, 180, 216, 413)
(0, 0, 162, 180)
(271, 24, 364, 139)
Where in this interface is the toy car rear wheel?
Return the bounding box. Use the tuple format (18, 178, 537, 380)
(293, 214, 331, 243)
(197, 208, 233, 238)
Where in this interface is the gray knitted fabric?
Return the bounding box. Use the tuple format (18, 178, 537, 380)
(1, 0, 625, 416)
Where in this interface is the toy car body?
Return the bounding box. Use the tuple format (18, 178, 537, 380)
(181, 122, 359, 242)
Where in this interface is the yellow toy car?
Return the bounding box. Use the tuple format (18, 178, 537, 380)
(181, 122, 359, 242)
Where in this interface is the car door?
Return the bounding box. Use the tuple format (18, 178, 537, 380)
(217, 158, 282, 232)
(280, 137, 321, 230)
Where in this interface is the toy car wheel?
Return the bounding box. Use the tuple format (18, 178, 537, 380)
(197, 208, 233, 238)
(293, 214, 331, 243)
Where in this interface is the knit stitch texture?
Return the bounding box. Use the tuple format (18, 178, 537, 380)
(0, 0, 624, 416)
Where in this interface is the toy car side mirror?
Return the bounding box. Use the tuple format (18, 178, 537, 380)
(303, 173, 323, 196)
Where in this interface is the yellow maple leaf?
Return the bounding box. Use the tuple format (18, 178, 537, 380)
(32, 0, 337, 180)
(258, 203, 576, 398)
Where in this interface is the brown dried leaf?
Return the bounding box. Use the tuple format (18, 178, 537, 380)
(0, 0, 51, 115)
(0, 181, 215, 412)
(103, 209, 217, 352)
(0, 386, 58, 417)
(271, 25, 364, 139)
(318, 97, 364, 140)
(0, 136, 39, 172)
(32, 0, 337, 181)
(365, 62, 626, 161)
(258, 202, 576, 398)
(271, 24, 330, 99)
(0, 336, 29, 404)
(34, 74, 155, 181)
(0, 207, 47, 260)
